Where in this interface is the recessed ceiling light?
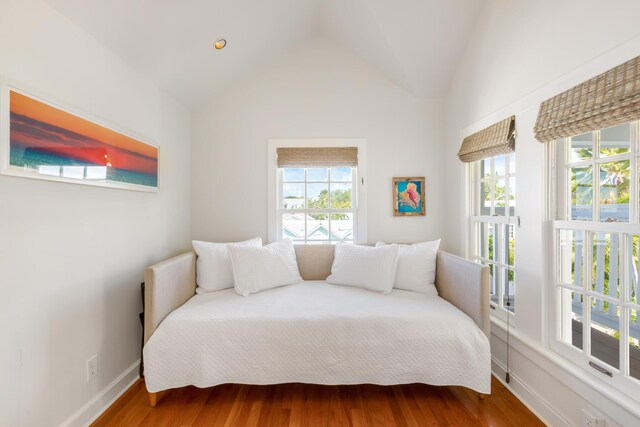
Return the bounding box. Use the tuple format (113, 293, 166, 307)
(214, 39, 226, 50)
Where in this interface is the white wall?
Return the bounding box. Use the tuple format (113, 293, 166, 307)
(0, 1, 191, 426)
(191, 37, 445, 244)
(444, 0, 640, 425)
(444, 0, 640, 255)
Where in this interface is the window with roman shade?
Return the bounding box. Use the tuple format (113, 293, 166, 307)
(461, 116, 517, 317)
(542, 55, 640, 394)
(535, 55, 640, 143)
(271, 144, 364, 244)
(458, 116, 516, 163)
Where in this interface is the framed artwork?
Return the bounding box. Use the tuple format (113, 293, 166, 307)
(393, 177, 425, 216)
(0, 83, 158, 192)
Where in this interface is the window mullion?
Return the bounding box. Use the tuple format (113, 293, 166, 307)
(278, 168, 287, 240)
(593, 131, 598, 223)
(499, 268, 505, 310)
(564, 137, 571, 220)
(633, 122, 639, 223)
(566, 160, 595, 168)
(485, 224, 490, 264)
(631, 153, 637, 224)
(470, 220, 477, 258)
(305, 169, 309, 244)
(584, 230, 592, 358)
(490, 158, 496, 216)
(501, 223, 509, 309)
(352, 167, 357, 208)
(473, 163, 479, 216)
(303, 212, 308, 244)
(584, 289, 623, 306)
(593, 161, 599, 222)
(621, 305, 630, 377)
(496, 223, 503, 309)
(620, 233, 630, 376)
(471, 164, 476, 218)
(352, 168, 358, 242)
(278, 169, 283, 211)
(565, 165, 570, 220)
(472, 215, 512, 224)
(505, 155, 511, 220)
(304, 178, 309, 243)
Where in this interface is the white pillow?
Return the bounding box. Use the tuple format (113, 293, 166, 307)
(375, 239, 441, 294)
(228, 239, 303, 296)
(192, 238, 262, 293)
(326, 244, 399, 294)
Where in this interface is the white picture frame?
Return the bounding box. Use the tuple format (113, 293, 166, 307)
(0, 80, 159, 192)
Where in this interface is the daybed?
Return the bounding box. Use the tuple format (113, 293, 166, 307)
(142, 244, 490, 407)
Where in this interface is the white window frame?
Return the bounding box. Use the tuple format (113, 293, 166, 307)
(267, 139, 367, 244)
(549, 122, 640, 398)
(468, 153, 517, 322)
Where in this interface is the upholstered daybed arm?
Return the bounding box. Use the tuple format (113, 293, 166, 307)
(435, 251, 490, 338)
(144, 252, 196, 345)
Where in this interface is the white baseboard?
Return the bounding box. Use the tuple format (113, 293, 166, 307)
(59, 360, 140, 427)
(491, 357, 571, 427)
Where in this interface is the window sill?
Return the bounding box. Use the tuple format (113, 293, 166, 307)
(490, 305, 516, 327)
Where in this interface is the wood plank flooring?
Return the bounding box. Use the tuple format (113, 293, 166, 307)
(92, 376, 544, 426)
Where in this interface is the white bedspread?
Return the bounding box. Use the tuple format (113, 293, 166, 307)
(143, 281, 491, 393)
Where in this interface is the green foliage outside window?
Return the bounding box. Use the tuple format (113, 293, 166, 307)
(571, 148, 630, 205)
(307, 189, 351, 220)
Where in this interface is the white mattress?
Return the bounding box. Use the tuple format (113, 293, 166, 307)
(143, 281, 491, 393)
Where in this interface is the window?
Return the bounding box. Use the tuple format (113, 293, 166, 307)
(267, 139, 367, 244)
(280, 166, 356, 243)
(552, 121, 640, 392)
(469, 153, 516, 314)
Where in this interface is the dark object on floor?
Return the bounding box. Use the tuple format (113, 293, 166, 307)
(139, 282, 145, 378)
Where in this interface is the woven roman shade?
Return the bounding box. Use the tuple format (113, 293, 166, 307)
(276, 147, 358, 167)
(457, 116, 516, 163)
(534, 55, 640, 142)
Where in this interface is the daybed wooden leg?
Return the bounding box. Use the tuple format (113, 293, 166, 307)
(149, 392, 158, 407)
(478, 393, 487, 400)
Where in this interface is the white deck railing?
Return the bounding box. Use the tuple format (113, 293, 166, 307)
(571, 233, 640, 340)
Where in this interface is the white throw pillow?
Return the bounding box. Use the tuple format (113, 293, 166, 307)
(192, 238, 262, 293)
(375, 239, 441, 294)
(326, 244, 399, 294)
(228, 239, 303, 296)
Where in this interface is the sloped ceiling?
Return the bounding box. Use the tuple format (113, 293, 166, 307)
(46, 0, 485, 109)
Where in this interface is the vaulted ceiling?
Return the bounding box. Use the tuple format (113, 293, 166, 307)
(46, 0, 485, 109)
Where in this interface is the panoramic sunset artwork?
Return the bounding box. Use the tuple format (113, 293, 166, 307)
(7, 89, 158, 189)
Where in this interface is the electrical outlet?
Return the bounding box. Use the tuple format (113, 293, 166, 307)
(86, 355, 97, 381)
(582, 409, 604, 427)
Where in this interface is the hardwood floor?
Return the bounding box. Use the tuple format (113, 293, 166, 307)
(91, 376, 544, 426)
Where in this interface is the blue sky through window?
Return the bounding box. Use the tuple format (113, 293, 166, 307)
(331, 167, 351, 181)
(283, 168, 304, 181)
